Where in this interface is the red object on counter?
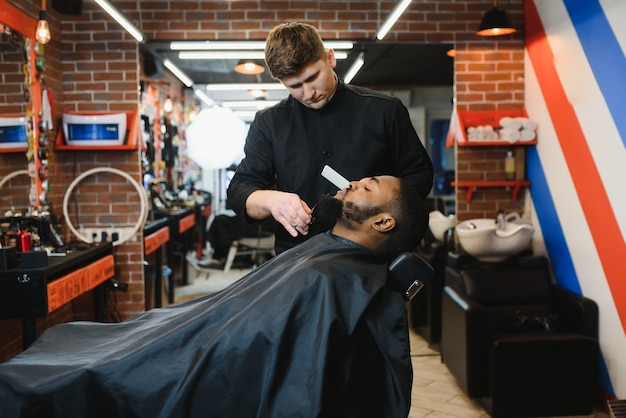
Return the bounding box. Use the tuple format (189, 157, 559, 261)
(17, 229, 32, 252)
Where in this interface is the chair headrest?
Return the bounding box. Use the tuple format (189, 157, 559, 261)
(387, 252, 433, 301)
(461, 268, 552, 306)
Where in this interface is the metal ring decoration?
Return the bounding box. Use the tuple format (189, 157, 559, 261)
(63, 167, 149, 247)
(0, 169, 29, 191)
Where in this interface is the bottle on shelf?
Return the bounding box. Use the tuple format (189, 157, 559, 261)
(505, 151, 516, 180)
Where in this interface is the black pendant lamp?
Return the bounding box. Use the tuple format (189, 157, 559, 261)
(477, 0, 516, 37)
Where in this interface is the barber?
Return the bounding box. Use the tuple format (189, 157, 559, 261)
(227, 22, 433, 254)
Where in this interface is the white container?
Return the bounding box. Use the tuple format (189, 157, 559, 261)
(62, 113, 127, 146)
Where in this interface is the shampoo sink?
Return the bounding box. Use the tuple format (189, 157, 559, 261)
(429, 211, 456, 242)
(456, 216, 534, 262)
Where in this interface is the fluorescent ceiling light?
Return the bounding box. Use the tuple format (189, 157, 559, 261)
(194, 89, 215, 106)
(180, 51, 265, 60)
(180, 50, 347, 60)
(344, 52, 365, 83)
(376, 0, 413, 40)
(163, 59, 194, 87)
(205, 83, 286, 92)
(221, 100, 280, 109)
(232, 110, 259, 120)
(170, 40, 354, 51)
(94, 0, 144, 42)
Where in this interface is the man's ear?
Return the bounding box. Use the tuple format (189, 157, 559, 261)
(372, 213, 396, 233)
(326, 48, 337, 68)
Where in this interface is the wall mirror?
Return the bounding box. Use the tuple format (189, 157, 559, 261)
(0, 0, 44, 214)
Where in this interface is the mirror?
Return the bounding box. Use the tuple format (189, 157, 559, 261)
(0, 25, 30, 115)
(0, 0, 45, 214)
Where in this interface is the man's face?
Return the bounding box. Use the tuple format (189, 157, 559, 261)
(316, 176, 399, 226)
(279, 49, 338, 110)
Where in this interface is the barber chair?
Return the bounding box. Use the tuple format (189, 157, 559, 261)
(387, 251, 433, 301)
(441, 266, 598, 418)
(223, 226, 275, 273)
(409, 197, 451, 347)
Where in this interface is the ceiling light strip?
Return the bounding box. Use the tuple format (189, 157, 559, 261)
(170, 40, 354, 51)
(221, 100, 280, 109)
(180, 51, 266, 60)
(343, 52, 365, 83)
(163, 59, 194, 87)
(205, 83, 286, 92)
(194, 89, 215, 106)
(376, 0, 413, 40)
(180, 51, 348, 60)
(94, 0, 144, 42)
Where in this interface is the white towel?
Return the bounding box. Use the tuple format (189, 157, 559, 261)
(499, 116, 513, 127)
(500, 117, 522, 131)
(519, 129, 536, 142)
(467, 126, 479, 141)
(522, 119, 537, 131)
(499, 128, 520, 143)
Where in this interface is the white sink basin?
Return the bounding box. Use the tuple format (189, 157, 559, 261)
(456, 218, 535, 262)
(429, 211, 456, 242)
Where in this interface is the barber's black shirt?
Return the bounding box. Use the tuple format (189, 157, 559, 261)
(227, 80, 434, 252)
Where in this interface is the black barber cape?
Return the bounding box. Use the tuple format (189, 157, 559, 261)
(0, 232, 412, 418)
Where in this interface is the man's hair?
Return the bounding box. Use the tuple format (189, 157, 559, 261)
(377, 179, 428, 260)
(264, 22, 327, 79)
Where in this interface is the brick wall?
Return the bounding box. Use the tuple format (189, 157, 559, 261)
(454, 40, 526, 221)
(50, 0, 144, 320)
(1, 0, 526, 359)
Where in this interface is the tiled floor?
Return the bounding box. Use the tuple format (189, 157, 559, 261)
(408, 332, 490, 417)
(407, 331, 609, 418)
(177, 263, 610, 418)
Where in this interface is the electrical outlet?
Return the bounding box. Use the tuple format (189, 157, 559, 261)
(79, 226, 137, 243)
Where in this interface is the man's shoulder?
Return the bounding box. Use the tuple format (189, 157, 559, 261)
(255, 96, 294, 118)
(342, 83, 399, 104)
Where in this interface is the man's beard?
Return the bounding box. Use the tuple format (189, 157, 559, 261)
(309, 194, 343, 235)
(313, 193, 382, 232)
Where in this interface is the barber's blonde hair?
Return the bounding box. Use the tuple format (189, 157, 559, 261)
(264, 22, 327, 79)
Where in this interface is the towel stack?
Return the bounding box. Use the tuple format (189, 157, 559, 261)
(467, 125, 499, 141)
(499, 117, 537, 143)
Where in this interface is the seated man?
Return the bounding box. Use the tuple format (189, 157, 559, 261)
(0, 176, 428, 418)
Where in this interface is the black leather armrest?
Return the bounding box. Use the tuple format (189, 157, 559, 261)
(552, 286, 599, 338)
(387, 252, 433, 301)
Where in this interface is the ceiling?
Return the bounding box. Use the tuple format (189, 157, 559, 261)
(147, 41, 454, 110)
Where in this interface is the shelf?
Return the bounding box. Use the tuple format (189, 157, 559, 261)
(446, 109, 537, 147)
(54, 109, 139, 151)
(452, 180, 531, 203)
(0, 146, 28, 153)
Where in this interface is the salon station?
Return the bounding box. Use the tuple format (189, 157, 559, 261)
(0, 1, 624, 417)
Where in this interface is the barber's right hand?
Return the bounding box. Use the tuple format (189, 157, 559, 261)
(269, 191, 313, 237)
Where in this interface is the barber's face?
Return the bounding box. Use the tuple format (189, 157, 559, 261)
(279, 49, 338, 110)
